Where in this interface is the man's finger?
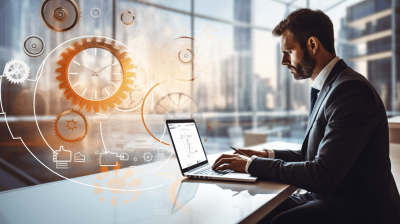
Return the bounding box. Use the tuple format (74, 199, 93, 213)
(214, 154, 237, 165)
(215, 164, 232, 171)
(212, 158, 233, 170)
(212, 158, 234, 170)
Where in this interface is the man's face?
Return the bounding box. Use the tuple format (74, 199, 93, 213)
(280, 30, 316, 80)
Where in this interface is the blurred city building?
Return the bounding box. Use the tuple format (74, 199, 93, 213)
(338, 0, 399, 112)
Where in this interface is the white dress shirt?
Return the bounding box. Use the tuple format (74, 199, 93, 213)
(245, 56, 341, 173)
(312, 56, 340, 94)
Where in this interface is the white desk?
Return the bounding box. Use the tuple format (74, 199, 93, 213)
(0, 142, 300, 224)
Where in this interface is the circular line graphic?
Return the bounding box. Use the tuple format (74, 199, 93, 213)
(120, 11, 135, 25)
(141, 82, 170, 146)
(56, 37, 135, 112)
(90, 8, 101, 18)
(40, 0, 80, 32)
(160, 36, 209, 81)
(178, 48, 193, 63)
(53, 7, 69, 22)
(24, 35, 159, 192)
(35, 35, 149, 151)
(23, 35, 45, 57)
(53, 108, 89, 144)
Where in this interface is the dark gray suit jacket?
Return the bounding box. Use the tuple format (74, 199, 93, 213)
(248, 60, 400, 223)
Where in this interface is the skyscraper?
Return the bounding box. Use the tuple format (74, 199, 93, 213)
(342, 0, 399, 112)
(234, 0, 253, 112)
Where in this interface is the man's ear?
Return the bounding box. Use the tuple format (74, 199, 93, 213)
(308, 36, 319, 55)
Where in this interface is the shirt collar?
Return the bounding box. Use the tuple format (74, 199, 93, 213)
(312, 56, 340, 91)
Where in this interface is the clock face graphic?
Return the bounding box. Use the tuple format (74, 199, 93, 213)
(68, 47, 123, 101)
(56, 37, 135, 112)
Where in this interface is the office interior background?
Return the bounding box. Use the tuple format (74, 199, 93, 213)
(0, 0, 399, 191)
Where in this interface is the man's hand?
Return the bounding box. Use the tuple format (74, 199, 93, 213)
(233, 149, 269, 158)
(212, 154, 247, 173)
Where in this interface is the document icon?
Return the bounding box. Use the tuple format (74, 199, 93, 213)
(158, 148, 164, 156)
(99, 151, 118, 166)
(74, 152, 85, 162)
(154, 204, 168, 214)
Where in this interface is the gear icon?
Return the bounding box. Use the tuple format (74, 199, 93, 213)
(53, 109, 89, 144)
(3, 59, 30, 84)
(65, 119, 77, 131)
(40, 0, 81, 32)
(56, 37, 135, 112)
(143, 152, 153, 163)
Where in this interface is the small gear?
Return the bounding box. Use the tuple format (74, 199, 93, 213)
(143, 152, 153, 163)
(65, 119, 77, 131)
(23, 35, 45, 57)
(121, 11, 135, 25)
(40, 0, 81, 32)
(53, 108, 89, 144)
(3, 59, 30, 84)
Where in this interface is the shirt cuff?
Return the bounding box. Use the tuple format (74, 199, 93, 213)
(245, 155, 258, 173)
(265, 149, 275, 159)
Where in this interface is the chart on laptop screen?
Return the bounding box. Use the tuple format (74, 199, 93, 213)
(168, 122, 207, 169)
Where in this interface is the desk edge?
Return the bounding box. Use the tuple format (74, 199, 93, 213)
(238, 185, 298, 224)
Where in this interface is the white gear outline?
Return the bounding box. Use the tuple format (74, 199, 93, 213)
(143, 152, 153, 162)
(3, 59, 30, 84)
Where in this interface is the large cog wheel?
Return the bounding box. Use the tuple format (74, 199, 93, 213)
(3, 59, 30, 84)
(53, 108, 89, 144)
(56, 37, 135, 112)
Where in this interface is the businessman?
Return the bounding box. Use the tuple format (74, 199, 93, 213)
(213, 9, 400, 224)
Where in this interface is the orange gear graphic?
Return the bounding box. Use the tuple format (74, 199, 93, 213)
(56, 37, 135, 112)
(65, 119, 78, 131)
(53, 109, 89, 144)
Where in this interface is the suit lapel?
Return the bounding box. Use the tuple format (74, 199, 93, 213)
(304, 59, 348, 141)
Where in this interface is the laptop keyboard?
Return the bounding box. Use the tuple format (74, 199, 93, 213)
(192, 166, 234, 176)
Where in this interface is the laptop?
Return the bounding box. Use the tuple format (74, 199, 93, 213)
(166, 119, 257, 182)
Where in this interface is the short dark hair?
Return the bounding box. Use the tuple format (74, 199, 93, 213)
(272, 8, 335, 54)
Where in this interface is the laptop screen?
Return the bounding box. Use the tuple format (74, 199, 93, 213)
(167, 121, 207, 170)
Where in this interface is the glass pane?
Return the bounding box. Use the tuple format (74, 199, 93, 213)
(139, 0, 191, 12)
(195, 0, 234, 22)
(1, 0, 398, 195)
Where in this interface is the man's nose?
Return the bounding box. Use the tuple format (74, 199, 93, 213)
(281, 56, 290, 66)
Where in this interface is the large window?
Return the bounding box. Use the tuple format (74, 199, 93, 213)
(0, 0, 398, 188)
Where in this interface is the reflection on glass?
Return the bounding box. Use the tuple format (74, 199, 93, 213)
(171, 181, 199, 214)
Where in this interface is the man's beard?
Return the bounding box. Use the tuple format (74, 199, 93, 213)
(289, 50, 316, 80)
